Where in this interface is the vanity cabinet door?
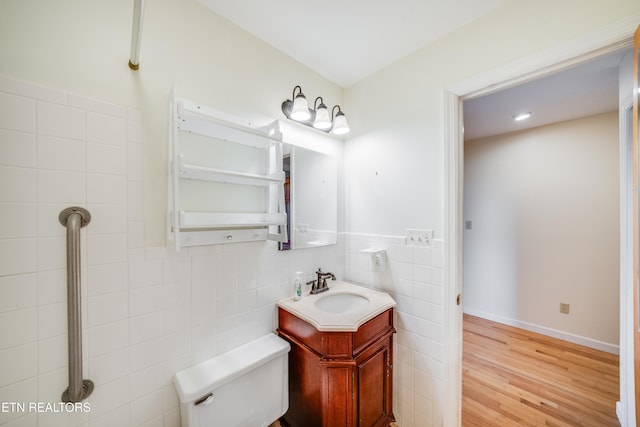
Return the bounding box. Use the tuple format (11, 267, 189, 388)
(323, 364, 355, 427)
(356, 336, 393, 427)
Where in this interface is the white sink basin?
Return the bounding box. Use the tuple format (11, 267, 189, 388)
(277, 281, 396, 331)
(314, 292, 370, 313)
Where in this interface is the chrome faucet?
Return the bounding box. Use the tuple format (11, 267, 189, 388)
(307, 268, 336, 294)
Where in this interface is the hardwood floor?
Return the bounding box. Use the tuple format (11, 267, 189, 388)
(462, 314, 620, 427)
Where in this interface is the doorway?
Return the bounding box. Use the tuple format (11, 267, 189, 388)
(460, 51, 624, 424)
(461, 50, 623, 350)
(442, 21, 637, 427)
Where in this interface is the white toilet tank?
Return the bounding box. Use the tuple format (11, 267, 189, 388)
(173, 333, 290, 427)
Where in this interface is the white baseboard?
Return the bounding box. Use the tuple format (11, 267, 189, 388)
(616, 401, 622, 426)
(463, 307, 619, 355)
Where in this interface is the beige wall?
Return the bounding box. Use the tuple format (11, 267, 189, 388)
(344, 0, 639, 237)
(463, 112, 620, 349)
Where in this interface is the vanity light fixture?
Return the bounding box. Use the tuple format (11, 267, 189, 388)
(289, 85, 311, 121)
(312, 97, 332, 130)
(281, 85, 350, 134)
(512, 112, 532, 121)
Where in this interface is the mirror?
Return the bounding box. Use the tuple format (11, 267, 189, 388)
(280, 144, 337, 250)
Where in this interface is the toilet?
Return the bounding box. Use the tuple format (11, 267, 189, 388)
(173, 333, 291, 427)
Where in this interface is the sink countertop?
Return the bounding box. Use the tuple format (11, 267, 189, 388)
(277, 281, 396, 332)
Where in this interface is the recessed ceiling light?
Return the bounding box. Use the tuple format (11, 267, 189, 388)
(512, 112, 532, 121)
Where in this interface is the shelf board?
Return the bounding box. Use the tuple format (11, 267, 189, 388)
(177, 99, 281, 149)
(179, 211, 286, 229)
(179, 160, 285, 186)
(176, 228, 269, 246)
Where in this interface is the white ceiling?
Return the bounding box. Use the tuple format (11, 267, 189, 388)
(463, 48, 628, 141)
(196, 0, 509, 87)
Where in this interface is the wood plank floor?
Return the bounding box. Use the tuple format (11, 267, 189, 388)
(462, 314, 620, 427)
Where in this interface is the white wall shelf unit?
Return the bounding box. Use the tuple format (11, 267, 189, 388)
(168, 94, 287, 250)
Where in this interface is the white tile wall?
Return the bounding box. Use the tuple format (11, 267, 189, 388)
(0, 130, 35, 168)
(0, 76, 347, 426)
(37, 135, 86, 172)
(86, 112, 127, 146)
(0, 274, 36, 312)
(36, 102, 85, 141)
(0, 168, 36, 203)
(0, 92, 36, 133)
(344, 233, 445, 427)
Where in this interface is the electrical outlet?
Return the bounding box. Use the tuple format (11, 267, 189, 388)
(361, 248, 387, 272)
(560, 303, 570, 314)
(373, 252, 386, 272)
(406, 229, 434, 247)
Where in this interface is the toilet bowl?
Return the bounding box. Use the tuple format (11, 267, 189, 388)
(173, 333, 290, 427)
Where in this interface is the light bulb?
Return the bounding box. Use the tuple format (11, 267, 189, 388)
(290, 94, 310, 121)
(313, 104, 331, 130)
(332, 111, 350, 134)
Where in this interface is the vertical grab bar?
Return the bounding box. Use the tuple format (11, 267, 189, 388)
(59, 207, 94, 403)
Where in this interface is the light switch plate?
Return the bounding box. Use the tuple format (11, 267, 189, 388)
(406, 229, 434, 247)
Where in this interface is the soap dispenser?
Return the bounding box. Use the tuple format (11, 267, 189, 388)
(293, 271, 303, 301)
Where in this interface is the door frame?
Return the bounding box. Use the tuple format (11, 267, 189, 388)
(622, 92, 635, 426)
(442, 15, 640, 427)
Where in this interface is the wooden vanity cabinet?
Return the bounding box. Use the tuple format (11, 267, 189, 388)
(277, 308, 395, 427)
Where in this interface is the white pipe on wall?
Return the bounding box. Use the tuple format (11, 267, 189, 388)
(128, 0, 145, 70)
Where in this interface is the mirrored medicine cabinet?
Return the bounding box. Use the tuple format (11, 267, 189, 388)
(279, 144, 338, 250)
